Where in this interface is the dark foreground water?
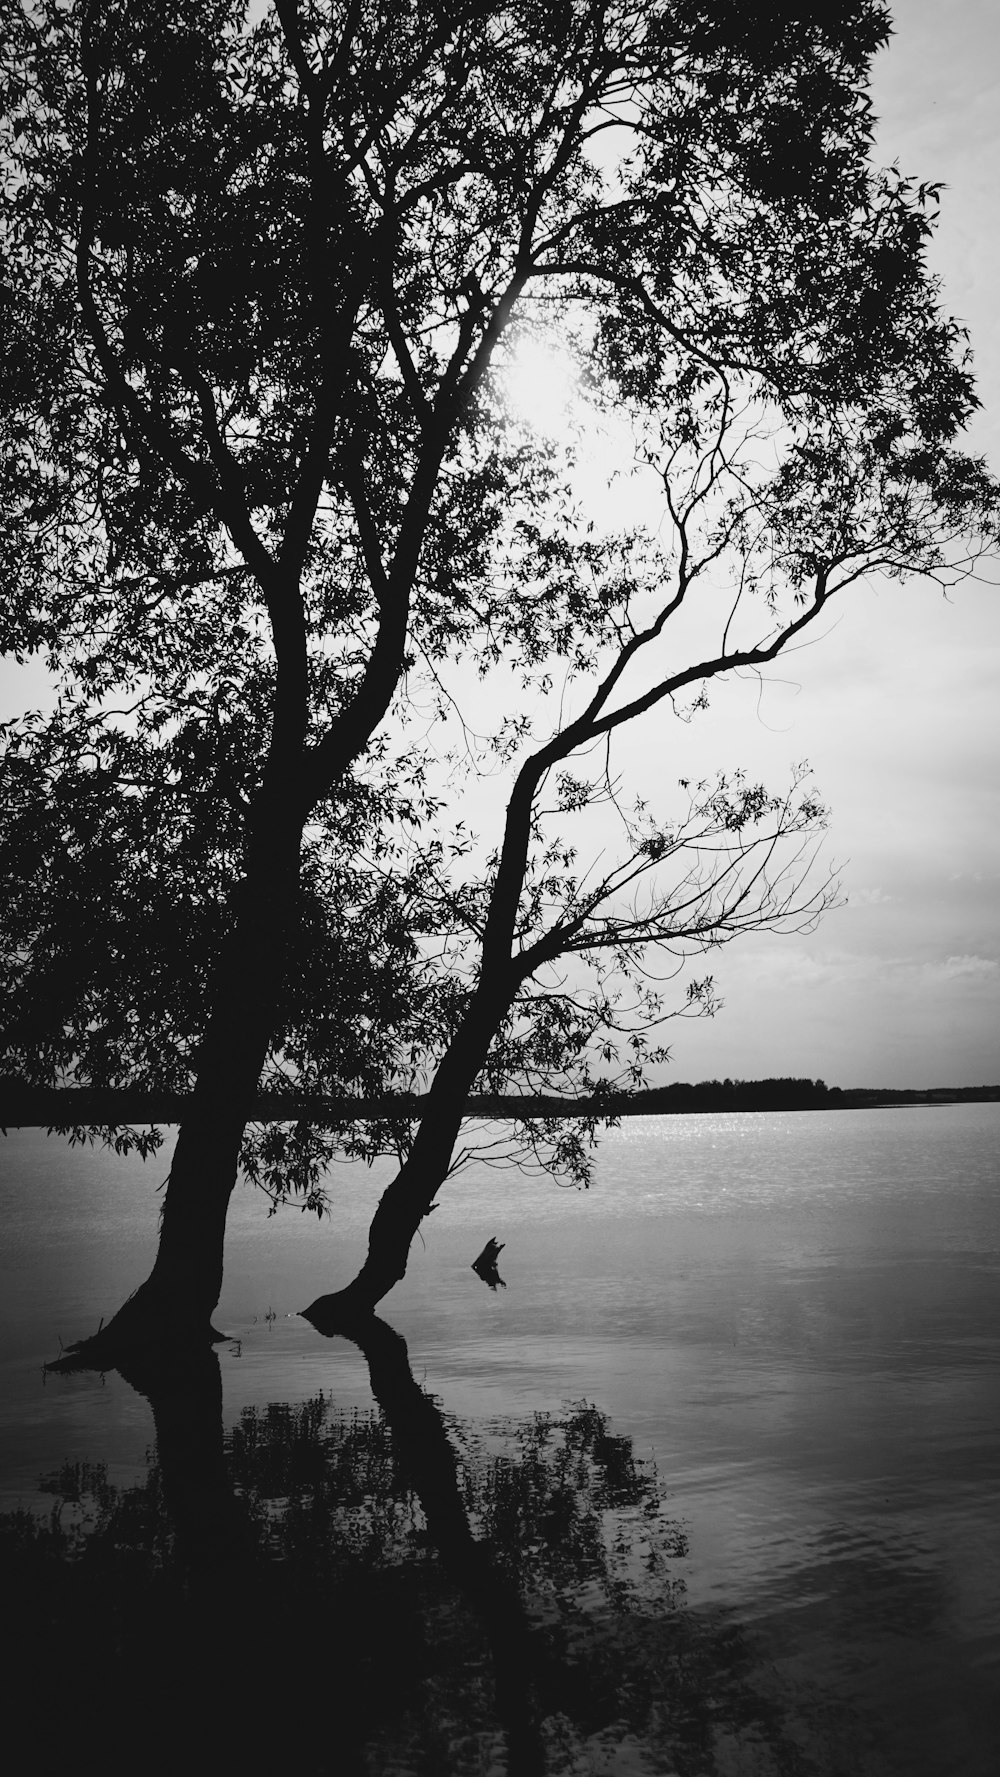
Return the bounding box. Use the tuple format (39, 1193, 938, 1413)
(1, 1107, 998, 1775)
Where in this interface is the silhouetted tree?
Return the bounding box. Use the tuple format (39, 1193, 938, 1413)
(1, 1, 997, 1348)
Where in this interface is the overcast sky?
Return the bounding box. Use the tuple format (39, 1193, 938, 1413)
(503, 0, 1000, 1091)
(1, 3, 996, 1092)
(654, 0, 1000, 1090)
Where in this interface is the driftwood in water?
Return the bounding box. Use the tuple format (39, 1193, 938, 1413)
(472, 1237, 506, 1290)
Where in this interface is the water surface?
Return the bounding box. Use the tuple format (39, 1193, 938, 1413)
(1, 1106, 997, 1773)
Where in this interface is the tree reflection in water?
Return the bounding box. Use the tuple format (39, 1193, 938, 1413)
(3, 1327, 805, 1774)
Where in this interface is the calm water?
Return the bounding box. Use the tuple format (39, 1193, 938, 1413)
(1, 1106, 998, 1774)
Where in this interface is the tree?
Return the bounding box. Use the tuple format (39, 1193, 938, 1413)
(1, 0, 996, 1353)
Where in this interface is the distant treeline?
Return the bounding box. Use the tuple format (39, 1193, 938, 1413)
(1, 1076, 998, 1128)
(464, 1079, 1000, 1116)
(579, 1079, 1000, 1115)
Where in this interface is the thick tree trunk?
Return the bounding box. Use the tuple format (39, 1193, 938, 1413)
(68, 784, 304, 1360)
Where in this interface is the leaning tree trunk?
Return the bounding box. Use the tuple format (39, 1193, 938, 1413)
(304, 770, 538, 1329)
(304, 987, 511, 1327)
(70, 779, 305, 1358)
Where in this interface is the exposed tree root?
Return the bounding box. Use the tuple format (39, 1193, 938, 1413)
(47, 1279, 228, 1375)
(299, 1284, 382, 1337)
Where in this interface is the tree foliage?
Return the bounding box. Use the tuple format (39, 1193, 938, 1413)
(1, 1, 997, 1274)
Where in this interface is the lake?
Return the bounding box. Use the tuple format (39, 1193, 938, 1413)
(1, 1106, 998, 1774)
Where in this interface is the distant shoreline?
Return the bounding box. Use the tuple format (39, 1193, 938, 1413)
(2, 1078, 998, 1128)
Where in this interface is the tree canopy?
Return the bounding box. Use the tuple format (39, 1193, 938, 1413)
(1, 0, 996, 1341)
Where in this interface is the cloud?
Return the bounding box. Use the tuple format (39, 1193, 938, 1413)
(849, 886, 893, 906)
(723, 941, 999, 997)
(919, 953, 999, 984)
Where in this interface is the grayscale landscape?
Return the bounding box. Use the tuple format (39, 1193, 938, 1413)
(1, 3, 997, 1771)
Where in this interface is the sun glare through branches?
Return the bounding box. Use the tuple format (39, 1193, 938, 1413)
(504, 336, 580, 437)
